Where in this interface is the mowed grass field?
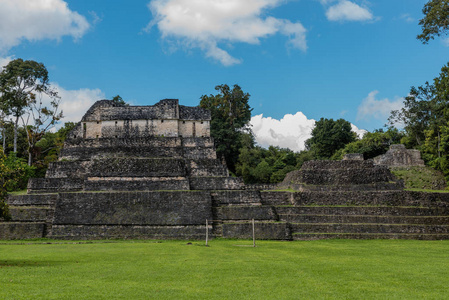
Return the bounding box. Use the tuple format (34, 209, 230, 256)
(1, 239, 448, 299)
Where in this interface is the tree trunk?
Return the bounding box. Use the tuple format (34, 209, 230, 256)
(14, 115, 19, 153)
(1, 127, 5, 150)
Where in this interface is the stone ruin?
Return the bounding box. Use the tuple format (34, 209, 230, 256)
(1, 100, 449, 241)
(374, 144, 425, 167)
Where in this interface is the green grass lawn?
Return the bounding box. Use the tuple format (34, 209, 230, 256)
(1, 239, 448, 299)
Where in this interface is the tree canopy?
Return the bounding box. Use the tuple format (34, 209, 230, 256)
(200, 84, 252, 172)
(305, 118, 356, 159)
(0, 59, 61, 164)
(417, 0, 449, 43)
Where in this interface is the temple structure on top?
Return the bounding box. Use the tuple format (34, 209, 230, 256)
(69, 99, 211, 139)
(2, 99, 449, 241)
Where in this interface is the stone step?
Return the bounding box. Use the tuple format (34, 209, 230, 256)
(8, 206, 53, 222)
(260, 191, 292, 206)
(84, 177, 190, 191)
(187, 159, 228, 177)
(52, 191, 212, 226)
(28, 178, 83, 193)
(47, 158, 189, 178)
(0, 222, 46, 240)
(7, 194, 58, 206)
(290, 223, 449, 234)
(292, 233, 449, 240)
(289, 191, 449, 207)
(222, 221, 291, 240)
(49, 225, 211, 240)
(189, 177, 244, 190)
(279, 214, 449, 225)
(216, 206, 277, 221)
(211, 190, 261, 205)
(275, 206, 449, 216)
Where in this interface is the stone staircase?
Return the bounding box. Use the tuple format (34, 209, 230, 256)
(1, 194, 57, 239)
(260, 191, 449, 240)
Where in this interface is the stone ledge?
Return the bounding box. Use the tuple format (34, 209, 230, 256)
(53, 191, 212, 226)
(50, 225, 210, 240)
(0, 223, 45, 240)
(222, 222, 291, 240)
(218, 206, 277, 221)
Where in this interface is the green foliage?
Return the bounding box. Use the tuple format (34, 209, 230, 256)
(305, 118, 356, 159)
(390, 166, 447, 190)
(3, 152, 35, 192)
(0, 148, 11, 220)
(333, 128, 405, 160)
(200, 84, 252, 173)
(388, 62, 449, 185)
(417, 0, 449, 43)
(111, 95, 127, 106)
(235, 136, 309, 184)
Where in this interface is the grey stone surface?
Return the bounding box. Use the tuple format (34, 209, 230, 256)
(222, 222, 291, 240)
(52, 191, 212, 226)
(0, 223, 45, 240)
(374, 144, 425, 167)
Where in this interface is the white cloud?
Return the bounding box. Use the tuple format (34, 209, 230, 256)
(251, 112, 365, 152)
(356, 90, 404, 122)
(399, 13, 414, 23)
(0, 0, 90, 53)
(148, 0, 307, 65)
(53, 83, 105, 123)
(325, 0, 373, 22)
(0, 56, 14, 68)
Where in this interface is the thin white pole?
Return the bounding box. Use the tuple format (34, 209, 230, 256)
(206, 219, 209, 246)
(252, 219, 255, 247)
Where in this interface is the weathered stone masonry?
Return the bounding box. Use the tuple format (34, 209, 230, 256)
(2, 99, 449, 240)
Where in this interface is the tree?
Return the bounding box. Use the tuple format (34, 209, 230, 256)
(21, 92, 63, 165)
(388, 82, 438, 147)
(417, 0, 449, 43)
(333, 128, 405, 160)
(0, 59, 58, 154)
(111, 95, 127, 106)
(200, 84, 252, 172)
(305, 118, 356, 159)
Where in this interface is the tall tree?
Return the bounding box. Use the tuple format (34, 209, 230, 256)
(21, 92, 63, 165)
(0, 59, 57, 153)
(200, 84, 252, 173)
(417, 0, 449, 43)
(388, 82, 438, 147)
(305, 118, 356, 159)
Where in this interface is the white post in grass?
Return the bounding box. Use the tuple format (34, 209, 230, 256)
(206, 219, 209, 246)
(252, 219, 256, 247)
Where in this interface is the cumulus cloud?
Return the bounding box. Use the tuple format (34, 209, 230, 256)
(148, 0, 307, 65)
(0, 0, 90, 53)
(325, 0, 373, 22)
(357, 90, 404, 122)
(53, 83, 105, 123)
(251, 112, 365, 152)
(0, 56, 13, 68)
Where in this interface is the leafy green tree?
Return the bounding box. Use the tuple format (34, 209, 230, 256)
(0, 147, 11, 220)
(417, 0, 449, 43)
(332, 128, 405, 160)
(305, 118, 356, 159)
(200, 84, 252, 172)
(111, 95, 127, 106)
(388, 82, 440, 147)
(0, 59, 59, 154)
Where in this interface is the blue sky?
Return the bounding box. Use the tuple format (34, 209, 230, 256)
(0, 0, 448, 151)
